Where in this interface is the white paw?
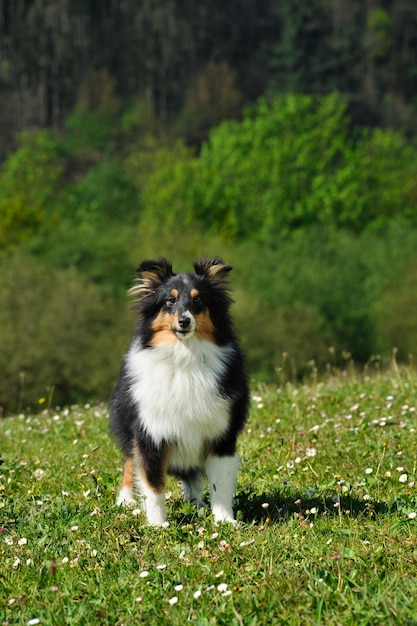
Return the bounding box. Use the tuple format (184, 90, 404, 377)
(143, 493, 167, 526)
(212, 506, 237, 525)
(116, 486, 136, 507)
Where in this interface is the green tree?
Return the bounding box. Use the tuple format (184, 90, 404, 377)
(0, 131, 63, 249)
(141, 93, 417, 242)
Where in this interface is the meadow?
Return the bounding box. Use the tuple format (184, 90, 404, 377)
(1, 364, 417, 625)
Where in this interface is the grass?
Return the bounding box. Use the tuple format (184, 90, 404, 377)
(1, 366, 417, 625)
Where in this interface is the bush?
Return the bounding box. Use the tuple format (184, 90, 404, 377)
(0, 253, 133, 412)
(0, 130, 63, 248)
(374, 256, 417, 361)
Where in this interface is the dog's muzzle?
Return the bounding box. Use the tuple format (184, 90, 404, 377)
(174, 312, 196, 338)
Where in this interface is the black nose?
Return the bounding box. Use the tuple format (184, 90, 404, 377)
(178, 316, 191, 329)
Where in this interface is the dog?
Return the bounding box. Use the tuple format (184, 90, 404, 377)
(109, 257, 249, 526)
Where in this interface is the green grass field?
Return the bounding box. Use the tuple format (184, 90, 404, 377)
(1, 365, 417, 625)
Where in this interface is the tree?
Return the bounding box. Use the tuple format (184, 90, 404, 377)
(0, 130, 63, 249)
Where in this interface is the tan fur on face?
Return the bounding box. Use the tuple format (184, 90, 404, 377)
(195, 310, 215, 343)
(149, 311, 179, 345)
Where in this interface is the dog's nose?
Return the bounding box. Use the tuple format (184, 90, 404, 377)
(178, 315, 191, 329)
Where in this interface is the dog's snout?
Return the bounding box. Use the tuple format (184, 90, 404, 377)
(178, 315, 191, 329)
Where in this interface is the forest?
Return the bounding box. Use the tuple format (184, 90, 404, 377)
(1, 0, 417, 411)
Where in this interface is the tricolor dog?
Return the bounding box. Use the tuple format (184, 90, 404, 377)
(109, 257, 249, 525)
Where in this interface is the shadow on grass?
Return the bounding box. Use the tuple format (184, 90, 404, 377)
(165, 488, 393, 528)
(236, 488, 392, 525)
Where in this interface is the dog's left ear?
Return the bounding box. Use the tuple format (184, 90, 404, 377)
(193, 257, 232, 284)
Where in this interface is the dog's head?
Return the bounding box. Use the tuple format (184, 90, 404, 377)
(130, 257, 233, 344)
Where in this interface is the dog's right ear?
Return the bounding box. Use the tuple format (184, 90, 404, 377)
(130, 258, 173, 298)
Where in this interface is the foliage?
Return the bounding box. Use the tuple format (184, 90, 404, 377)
(191, 93, 351, 240)
(138, 94, 417, 242)
(65, 158, 140, 226)
(375, 258, 417, 360)
(126, 136, 197, 229)
(0, 131, 63, 248)
(2, 0, 417, 156)
(0, 253, 133, 412)
(178, 61, 244, 141)
(2, 370, 417, 624)
(2, 92, 417, 402)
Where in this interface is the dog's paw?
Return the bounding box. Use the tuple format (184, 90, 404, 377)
(116, 487, 136, 507)
(212, 506, 237, 526)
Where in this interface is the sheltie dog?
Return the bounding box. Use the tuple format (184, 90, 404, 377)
(109, 257, 249, 526)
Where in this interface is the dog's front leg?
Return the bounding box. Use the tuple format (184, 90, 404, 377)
(136, 442, 168, 526)
(206, 454, 239, 524)
(138, 476, 167, 526)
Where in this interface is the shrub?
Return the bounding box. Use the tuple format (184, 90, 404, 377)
(0, 253, 133, 412)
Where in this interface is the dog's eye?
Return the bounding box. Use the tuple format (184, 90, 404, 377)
(193, 296, 202, 305)
(166, 296, 177, 306)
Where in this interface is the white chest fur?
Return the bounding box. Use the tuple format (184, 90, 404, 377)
(126, 339, 234, 464)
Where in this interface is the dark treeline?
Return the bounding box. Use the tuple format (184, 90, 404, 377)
(1, 0, 417, 159)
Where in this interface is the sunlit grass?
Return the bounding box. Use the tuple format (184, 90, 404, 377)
(1, 367, 417, 624)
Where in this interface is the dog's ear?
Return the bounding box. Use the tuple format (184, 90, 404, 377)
(193, 258, 232, 284)
(130, 258, 173, 298)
